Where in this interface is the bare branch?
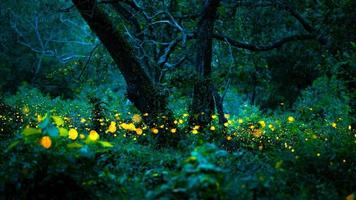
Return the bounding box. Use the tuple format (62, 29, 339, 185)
(110, 2, 142, 37)
(78, 43, 100, 79)
(157, 33, 194, 67)
(164, 56, 186, 69)
(213, 33, 317, 51)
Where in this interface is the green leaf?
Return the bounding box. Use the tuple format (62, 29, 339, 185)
(52, 116, 64, 127)
(98, 141, 114, 148)
(59, 127, 68, 137)
(351, 41, 356, 48)
(67, 142, 83, 148)
(23, 127, 42, 136)
(6, 140, 20, 152)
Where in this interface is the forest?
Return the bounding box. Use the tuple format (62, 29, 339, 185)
(0, 0, 355, 199)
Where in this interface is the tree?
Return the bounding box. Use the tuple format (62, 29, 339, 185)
(189, 0, 327, 125)
(189, 0, 225, 127)
(71, 0, 327, 130)
(72, 0, 176, 131)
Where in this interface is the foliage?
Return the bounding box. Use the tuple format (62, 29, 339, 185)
(146, 144, 229, 199)
(0, 81, 355, 199)
(0, 0, 355, 199)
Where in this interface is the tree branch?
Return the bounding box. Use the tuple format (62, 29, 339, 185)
(279, 1, 327, 44)
(230, 0, 327, 44)
(157, 33, 194, 67)
(213, 33, 317, 51)
(109, 2, 142, 37)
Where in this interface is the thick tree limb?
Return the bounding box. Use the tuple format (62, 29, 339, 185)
(230, 0, 327, 44)
(213, 33, 317, 51)
(72, 0, 175, 126)
(279, 1, 327, 44)
(153, 31, 320, 63)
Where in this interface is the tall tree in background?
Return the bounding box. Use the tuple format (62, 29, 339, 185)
(190, 0, 223, 126)
(72, 0, 176, 131)
(190, 0, 328, 126)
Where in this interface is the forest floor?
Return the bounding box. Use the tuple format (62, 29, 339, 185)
(0, 87, 355, 200)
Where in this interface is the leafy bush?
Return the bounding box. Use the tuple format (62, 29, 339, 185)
(146, 144, 229, 199)
(0, 85, 354, 199)
(294, 76, 351, 124)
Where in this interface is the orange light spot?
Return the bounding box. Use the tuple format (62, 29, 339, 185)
(40, 136, 52, 149)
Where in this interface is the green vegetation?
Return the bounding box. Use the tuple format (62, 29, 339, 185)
(0, 83, 354, 199)
(0, 0, 355, 199)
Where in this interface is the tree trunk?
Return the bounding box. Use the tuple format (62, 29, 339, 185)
(72, 0, 175, 129)
(190, 0, 221, 126)
(212, 86, 228, 125)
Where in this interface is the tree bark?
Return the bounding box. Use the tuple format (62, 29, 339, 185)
(72, 0, 175, 128)
(190, 0, 221, 126)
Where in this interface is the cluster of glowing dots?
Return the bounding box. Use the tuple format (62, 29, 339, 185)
(12, 105, 354, 153)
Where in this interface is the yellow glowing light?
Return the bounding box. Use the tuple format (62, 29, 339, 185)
(151, 128, 159, 134)
(132, 114, 142, 123)
(252, 129, 262, 138)
(259, 120, 266, 128)
(287, 116, 295, 123)
(170, 128, 177, 133)
(107, 121, 117, 133)
(331, 122, 337, 128)
(120, 123, 136, 131)
(22, 105, 30, 114)
(68, 128, 78, 140)
(135, 128, 143, 135)
(37, 115, 42, 122)
(89, 130, 99, 141)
